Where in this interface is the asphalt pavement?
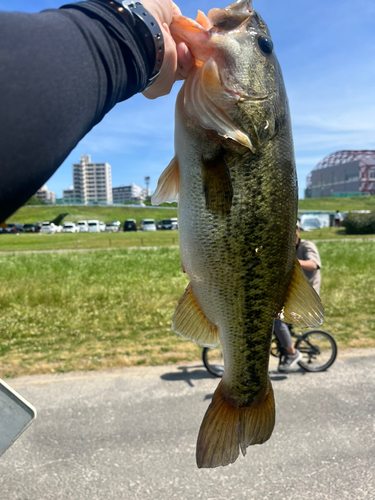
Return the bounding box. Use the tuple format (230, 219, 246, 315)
(0, 349, 374, 500)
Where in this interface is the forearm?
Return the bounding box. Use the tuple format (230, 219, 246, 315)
(298, 259, 318, 271)
(0, 3, 149, 222)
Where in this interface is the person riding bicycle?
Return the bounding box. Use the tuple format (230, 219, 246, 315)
(275, 221, 322, 372)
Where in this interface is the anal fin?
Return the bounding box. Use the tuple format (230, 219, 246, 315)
(172, 283, 218, 348)
(151, 157, 179, 205)
(281, 257, 324, 328)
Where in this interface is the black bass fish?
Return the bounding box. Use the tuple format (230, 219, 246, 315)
(152, 0, 324, 468)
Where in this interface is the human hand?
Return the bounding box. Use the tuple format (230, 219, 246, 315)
(142, 0, 194, 99)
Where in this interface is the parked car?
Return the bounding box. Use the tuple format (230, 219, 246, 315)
(124, 219, 137, 232)
(76, 220, 89, 232)
(87, 220, 101, 233)
(140, 219, 156, 231)
(41, 222, 57, 234)
(23, 223, 38, 233)
(157, 218, 178, 230)
(300, 216, 321, 231)
(0, 223, 24, 234)
(62, 222, 78, 233)
(99, 221, 106, 232)
(105, 221, 121, 233)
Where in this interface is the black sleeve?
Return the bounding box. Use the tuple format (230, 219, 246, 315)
(0, 1, 152, 222)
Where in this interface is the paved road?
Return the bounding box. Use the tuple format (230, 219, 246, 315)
(1, 350, 374, 500)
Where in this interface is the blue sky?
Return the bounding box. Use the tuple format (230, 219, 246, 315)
(3, 0, 375, 199)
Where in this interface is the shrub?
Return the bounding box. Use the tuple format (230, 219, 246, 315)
(343, 211, 375, 234)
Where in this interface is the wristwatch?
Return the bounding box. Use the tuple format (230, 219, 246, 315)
(98, 0, 164, 89)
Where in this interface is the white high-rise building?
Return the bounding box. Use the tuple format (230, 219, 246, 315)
(72, 155, 112, 205)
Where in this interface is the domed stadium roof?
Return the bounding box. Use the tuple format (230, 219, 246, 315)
(314, 150, 375, 170)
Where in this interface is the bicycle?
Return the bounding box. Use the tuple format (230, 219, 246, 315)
(202, 327, 337, 377)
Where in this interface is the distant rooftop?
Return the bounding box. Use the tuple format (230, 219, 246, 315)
(314, 150, 375, 170)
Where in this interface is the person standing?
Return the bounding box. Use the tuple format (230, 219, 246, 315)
(334, 210, 342, 228)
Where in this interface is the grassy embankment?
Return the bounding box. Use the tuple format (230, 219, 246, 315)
(1, 196, 375, 254)
(0, 241, 374, 378)
(7, 195, 375, 226)
(5, 205, 178, 226)
(299, 196, 375, 212)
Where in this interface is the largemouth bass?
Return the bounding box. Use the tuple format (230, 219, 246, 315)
(152, 0, 324, 468)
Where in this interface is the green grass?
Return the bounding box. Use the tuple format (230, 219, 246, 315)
(298, 196, 375, 212)
(0, 240, 374, 378)
(317, 240, 375, 349)
(0, 248, 193, 378)
(0, 231, 179, 252)
(4, 205, 177, 226)
(299, 227, 375, 240)
(0, 227, 373, 254)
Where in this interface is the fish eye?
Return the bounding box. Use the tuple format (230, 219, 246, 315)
(258, 35, 274, 55)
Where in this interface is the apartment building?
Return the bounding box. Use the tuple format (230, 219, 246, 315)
(112, 183, 143, 203)
(35, 184, 56, 204)
(72, 155, 112, 205)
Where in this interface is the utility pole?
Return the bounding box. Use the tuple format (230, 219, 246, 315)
(144, 176, 150, 199)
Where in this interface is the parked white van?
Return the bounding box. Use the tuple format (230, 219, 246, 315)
(87, 220, 101, 233)
(140, 219, 156, 231)
(77, 220, 88, 232)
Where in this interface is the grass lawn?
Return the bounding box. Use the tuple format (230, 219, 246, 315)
(0, 241, 374, 378)
(0, 230, 179, 252)
(0, 227, 374, 254)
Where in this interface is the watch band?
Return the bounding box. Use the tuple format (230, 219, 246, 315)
(98, 0, 164, 89)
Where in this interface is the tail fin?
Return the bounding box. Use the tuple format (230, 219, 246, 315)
(196, 379, 275, 468)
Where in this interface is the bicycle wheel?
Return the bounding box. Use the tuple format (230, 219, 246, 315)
(202, 346, 224, 378)
(295, 330, 337, 372)
(270, 335, 280, 358)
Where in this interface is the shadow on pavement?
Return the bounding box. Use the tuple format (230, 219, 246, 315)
(160, 365, 214, 387)
(160, 365, 308, 388)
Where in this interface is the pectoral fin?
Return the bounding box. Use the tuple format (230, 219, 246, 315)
(280, 257, 324, 328)
(151, 157, 179, 205)
(202, 152, 233, 216)
(172, 283, 218, 348)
